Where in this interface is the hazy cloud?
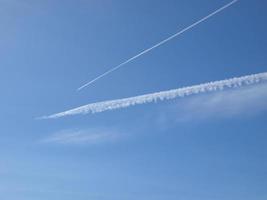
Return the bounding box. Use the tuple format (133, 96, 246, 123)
(175, 82, 267, 121)
(42, 129, 121, 145)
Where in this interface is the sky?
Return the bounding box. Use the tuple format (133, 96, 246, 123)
(0, 0, 267, 199)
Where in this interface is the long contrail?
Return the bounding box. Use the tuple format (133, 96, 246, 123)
(42, 71, 267, 119)
(77, 0, 239, 91)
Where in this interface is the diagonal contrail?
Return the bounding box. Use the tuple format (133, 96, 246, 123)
(42, 71, 267, 119)
(77, 0, 239, 91)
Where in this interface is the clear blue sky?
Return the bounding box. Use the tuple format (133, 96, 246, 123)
(0, 0, 267, 199)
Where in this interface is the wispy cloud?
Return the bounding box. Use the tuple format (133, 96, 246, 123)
(41, 72, 267, 119)
(77, 0, 239, 90)
(173, 82, 267, 121)
(41, 83, 267, 145)
(151, 82, 267, 132)
(42, 129, 121, 145)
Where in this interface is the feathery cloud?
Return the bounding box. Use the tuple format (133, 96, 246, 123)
(173, 82, 267, 121)
(41, 72, 267, 119)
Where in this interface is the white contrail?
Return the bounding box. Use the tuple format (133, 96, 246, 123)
(77, 0, 239, 91)
(42, 72, 267, 119)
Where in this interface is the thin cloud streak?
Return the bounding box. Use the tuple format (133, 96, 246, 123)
(77, 0, 239, 91)
(42, 72, 267, 119)
(42, 129, 120, 145)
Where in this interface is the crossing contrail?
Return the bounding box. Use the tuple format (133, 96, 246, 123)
(77, 0, 239, 91)
(42, 71, 267, 119)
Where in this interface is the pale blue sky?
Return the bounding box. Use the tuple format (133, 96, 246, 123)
(0, 0, 267, 199)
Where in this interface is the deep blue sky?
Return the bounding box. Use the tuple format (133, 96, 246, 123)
(0, 0, 267, 199)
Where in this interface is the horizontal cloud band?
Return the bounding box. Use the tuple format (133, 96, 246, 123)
(42, 72, 267, 119)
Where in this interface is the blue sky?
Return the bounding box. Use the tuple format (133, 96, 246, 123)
(0, 0, 267, 199)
